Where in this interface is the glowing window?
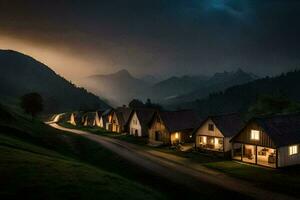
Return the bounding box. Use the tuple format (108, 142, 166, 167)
(175, 132, 179, 139)
(201, 136, 207, 144)
(289, 145, 298, 156)
(251, 130, 260, 140)
(214, 138, 219, 145)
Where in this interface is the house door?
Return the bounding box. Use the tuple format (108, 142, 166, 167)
(135, 129, 138, 136)
(155, 131, 162, 141)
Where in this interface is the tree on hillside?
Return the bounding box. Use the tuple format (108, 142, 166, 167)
(128, 99, 145, 108)
(247, 94, 300, 119)
(20, 93, 43, 119)
(145, 98, 163, 110)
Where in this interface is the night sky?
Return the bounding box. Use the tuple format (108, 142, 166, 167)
(0, 0, 300, 80)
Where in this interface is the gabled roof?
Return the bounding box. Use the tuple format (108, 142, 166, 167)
(114, 107, 133, 126)
(158, 110, 201, 133)
(252, 113, 300, 147)
(206, 113, 245, 137)
(96, 110, 105, 117)
(133, 109, 156, 127)
(83, 112, 97, 123)
(101, 108, 113, 117)
(72, 111, 86, 123)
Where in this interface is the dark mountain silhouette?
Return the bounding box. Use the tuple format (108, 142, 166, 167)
(171, 70, 300, 117)
(139, 75, 209, 101)
(79, 69, 150, 106)
(156, 69, 257, 104)
(0, 50, 110, 113)
(140, 74, 161, 85)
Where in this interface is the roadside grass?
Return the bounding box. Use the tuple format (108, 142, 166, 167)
(203, 160, 300, 198)
(0, 137, 162, 200)
(63, 123, 300, 198)
(0, 110, 165, 200)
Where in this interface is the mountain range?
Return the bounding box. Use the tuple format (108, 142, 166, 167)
(79, 69, 150, 106)
(79, 68, 257, 106)
(0, 50, 110, 113)
(170, 70, 300, 117)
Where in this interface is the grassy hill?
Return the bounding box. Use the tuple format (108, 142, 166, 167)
(0, 105, 164, 200)
(0, 50, 110, 113)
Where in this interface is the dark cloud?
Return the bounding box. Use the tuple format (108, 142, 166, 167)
(0, 0, 300, 78)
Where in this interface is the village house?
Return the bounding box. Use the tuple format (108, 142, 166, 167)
(148, 110, 200, 146)
(194, 113, 244, 156)
(69, 112, 85, 126)
(231, 113, 300, 168)
(93, 110, 104, 127)
(82, 112, 98, 127)
(110, 107, 133, 133)
(128, 109, 156, 137)
(98, 109, 113, 129)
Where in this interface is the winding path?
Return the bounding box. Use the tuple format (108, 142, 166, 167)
(49, 123, 296, 200)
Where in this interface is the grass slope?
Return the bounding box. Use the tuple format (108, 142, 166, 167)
(0, 107, 164, 200)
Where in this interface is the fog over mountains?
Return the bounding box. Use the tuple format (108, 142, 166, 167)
(78, 68, 258, 106)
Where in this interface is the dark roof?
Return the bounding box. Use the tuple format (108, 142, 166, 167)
(209, 113, 245, 137)
(102, 108, 113, 117)
(83, 112, 97, 123)
(159, 110, 201, 133)
(96, 110, 104, 117)
(115, 107, 133, 126)
(253, 113, 300, 147)
(73, 111, 85, 123)
(134, 109, 156, 127)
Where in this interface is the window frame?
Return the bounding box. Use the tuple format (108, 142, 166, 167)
(289, 145, 298, 156)
(250, 130, 260, 141)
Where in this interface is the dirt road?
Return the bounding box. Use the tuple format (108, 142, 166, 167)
(49, 123, 296, 200)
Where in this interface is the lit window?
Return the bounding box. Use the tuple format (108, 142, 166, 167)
(201, 136, 207, 144)
(289, 145, 298, 156)
(214, 138, 219, 145)
(251, 130, 260, 140)
(175, 132, 179, 139)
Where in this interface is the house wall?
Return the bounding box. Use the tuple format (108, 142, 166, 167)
(129, 112, 142, 136)
(99, 117, 104, 128)
(149, 115, 170, 144)
(278, 144, 300, 167)
(111, 112, 121, 133)
(95, 113, 101, 127)
(224, 138, 232, 152)
(233, 122, 276, 148)
(70, 113, 76, 126)
(195, 119, 229, 151)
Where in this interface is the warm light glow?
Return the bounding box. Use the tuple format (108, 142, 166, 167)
(289, 145, 298, 155)
(251, 130, 260, 140)
(0, 35, 105, 81)
(175, 132, 179, 139)
(202, 136, 207, 144)
(214, 138, 219, 146)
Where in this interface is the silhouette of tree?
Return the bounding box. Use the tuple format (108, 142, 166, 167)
(145, 98, 163, 110)
(128, 99, 144, 108)
(20, 93, 43, 119)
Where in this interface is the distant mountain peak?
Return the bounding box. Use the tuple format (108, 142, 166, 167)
(115, 69, 131, 76)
